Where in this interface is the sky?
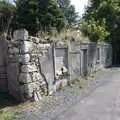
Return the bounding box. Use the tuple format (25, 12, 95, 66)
(71, 0, 89, 16)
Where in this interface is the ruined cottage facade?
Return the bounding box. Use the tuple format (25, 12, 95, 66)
(0, 29, 112, 102)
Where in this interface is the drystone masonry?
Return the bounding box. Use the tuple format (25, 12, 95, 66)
(7, 29, 54, 101)
(0, 29, 112, 102)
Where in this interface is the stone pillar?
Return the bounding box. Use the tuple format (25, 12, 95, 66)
(7, 29, 47, 102)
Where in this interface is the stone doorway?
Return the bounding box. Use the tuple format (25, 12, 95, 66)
(82, 49, 88, 75)
(112, 38, 120, 65)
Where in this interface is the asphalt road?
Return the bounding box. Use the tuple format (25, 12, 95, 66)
(55, 68, 120, 120)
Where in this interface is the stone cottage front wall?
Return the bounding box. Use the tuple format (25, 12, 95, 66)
(0, 29, 112, 102)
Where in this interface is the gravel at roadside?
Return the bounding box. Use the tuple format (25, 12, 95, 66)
(14, 68, 115, 120)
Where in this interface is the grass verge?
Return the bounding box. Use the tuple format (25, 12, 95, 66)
(0, 110, 15, 120)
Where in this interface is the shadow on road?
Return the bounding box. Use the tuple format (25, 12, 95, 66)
(0, 92, 20, 109)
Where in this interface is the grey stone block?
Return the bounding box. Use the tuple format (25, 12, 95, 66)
(19, 73, 32, 84)
(9, 47, 19, 54)
(32, 72, 43, 82)
(21, 63, 38, 72)
(13, 29, 28, 41)
(20, 41, 37, 54)
(19, 54, 30, 63)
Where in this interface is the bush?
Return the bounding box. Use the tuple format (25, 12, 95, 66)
(80, 18, 110, 42)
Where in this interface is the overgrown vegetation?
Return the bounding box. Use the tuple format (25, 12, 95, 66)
(0, 0, 78, 36)
(80, 0, 120, 63)
(78, 84, 86, 89)
(81, 18, 110, 42)
(0, 1, 15, 36)
(0, 110, 15, 120)
(1, 0, 120, 45)
(15, 0, 67, 35)
(57, 0, 78, 26)
(38, 29, 89, 42)
(0, 109, 24, 120)
(81, 0, 120, 43)
(69, 77, 87, 89)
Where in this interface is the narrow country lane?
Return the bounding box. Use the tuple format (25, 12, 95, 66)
(54, 68, 120, 120)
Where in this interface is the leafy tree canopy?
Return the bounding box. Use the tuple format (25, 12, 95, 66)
(57, 0, 78, 26)
(81, 18, 110, 42)
(0, 0, 78, 36)
(0, 1, 15, 36)
(81, 0, 120, 42)
(15, 0, 66, 35)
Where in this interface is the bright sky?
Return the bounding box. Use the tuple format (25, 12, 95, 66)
(71, 0, 89, 16)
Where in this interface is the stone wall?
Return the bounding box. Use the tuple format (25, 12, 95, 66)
(0, 29, 112, 102)
(69, 42, 112, 80)
(0, 37, 8, 92)
(54, 42, 69, 91)
(7, 29, 53, 101)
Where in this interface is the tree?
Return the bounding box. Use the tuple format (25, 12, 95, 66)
(15, 0, 66, 35)
(81, 18, 110, 42)
(81, 0, 120, 42)
(57, 0, 78, 26)
(82, 0, 120, 63)
(84, 0, 120, 31)
(0, 1, 15, 36)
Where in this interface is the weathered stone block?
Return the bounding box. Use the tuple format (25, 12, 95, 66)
(19, 73, 32, 84)
(32, 72, 43, 82)
(38, 44, 45, 48)
(19, 54, 30, 63)
(8, 41, 20, 47)
(31, 54, 43, 62)
(20, 41, 37, 54)
(44, 44, 51, 48)
(32, 37, 40, 43)
(20, 82, 41, 94)
(8, 54, 19, 63)
(25, 92, 33, 99)
(38, 44, 50, 49)
(9, 47, 19, 54)
(21, 63, 38, 72)
(34, 91, 42, 101)
(28, 36, 40, 43)
(20, 83, 34, 94)
(13, 29, 28, 41)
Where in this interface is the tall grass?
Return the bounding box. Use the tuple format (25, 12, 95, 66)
(38, 29, 89, 42)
